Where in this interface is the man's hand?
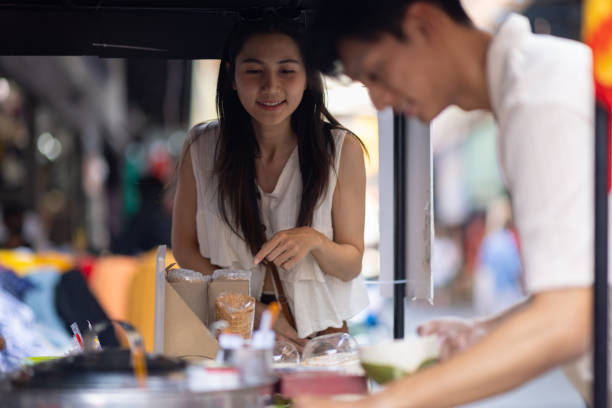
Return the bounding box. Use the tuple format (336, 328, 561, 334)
(418, 318, 487, 361)
(253, 227, 323, 270)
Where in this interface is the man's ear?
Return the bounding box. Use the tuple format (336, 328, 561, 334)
(403, 2, 438, 44)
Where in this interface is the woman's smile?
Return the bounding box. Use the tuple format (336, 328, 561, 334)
(257, 99, 287, 110)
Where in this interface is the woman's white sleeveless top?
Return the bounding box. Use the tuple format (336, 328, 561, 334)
(189, 121, 369, 338)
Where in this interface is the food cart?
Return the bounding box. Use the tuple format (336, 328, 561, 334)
(0, 1, 607, 407)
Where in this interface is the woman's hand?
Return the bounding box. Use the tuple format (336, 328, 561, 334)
(255, 301, 306, 351)
(417, 317, 487, 361)
(253, 227, 323, 270)
(273, 311, 308, 352)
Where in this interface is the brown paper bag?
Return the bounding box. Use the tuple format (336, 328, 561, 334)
(153, 246, 251, 360)
(163, 281, 219, 359)
(170, 281, 210, 326)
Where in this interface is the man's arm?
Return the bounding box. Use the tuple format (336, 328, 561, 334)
(473, 297, 530, 331)
(416, 298, 530, 361)
(378, 288, 591, 407)
(295, 287, 591, 408)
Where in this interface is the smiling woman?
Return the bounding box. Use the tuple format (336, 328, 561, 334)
(171, 15, 370, 346)
(234, 33, 307, 130)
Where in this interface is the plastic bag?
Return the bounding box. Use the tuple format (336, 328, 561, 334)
(212, 269, 252, 281)
(166, 268, 210, 283)
(215, 292, 255, 339)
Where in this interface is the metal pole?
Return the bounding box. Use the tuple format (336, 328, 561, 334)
(594, 103, 609, 408)
(393, 113, 407, 339)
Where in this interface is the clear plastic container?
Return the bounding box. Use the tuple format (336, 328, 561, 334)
(301, 333, 363, 375)
(273, 340, 300, 365)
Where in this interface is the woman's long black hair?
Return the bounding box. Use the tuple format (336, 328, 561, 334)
(213, 16, 356, 256)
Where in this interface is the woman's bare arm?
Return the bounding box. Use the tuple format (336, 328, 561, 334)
(310, 133, 366, 281)
(171, 147, 218, 275)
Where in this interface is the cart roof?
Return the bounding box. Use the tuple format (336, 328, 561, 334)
(0, 1, 321, 58)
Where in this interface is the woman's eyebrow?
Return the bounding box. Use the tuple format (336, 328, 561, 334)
(238, 57, 301, 65)
(278, 58, 300, 64)
(239, 57, 263, 64)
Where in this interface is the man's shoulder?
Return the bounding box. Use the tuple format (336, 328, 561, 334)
(520, 34, 592, 80)
(495, 34, 592, 117)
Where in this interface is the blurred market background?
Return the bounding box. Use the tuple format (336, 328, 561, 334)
(0, 0, 587, 406)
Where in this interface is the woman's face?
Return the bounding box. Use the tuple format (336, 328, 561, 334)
(233, 33, 307, 128)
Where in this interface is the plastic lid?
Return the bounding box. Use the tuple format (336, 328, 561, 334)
(251, 330, 275, 350)
(218, 333, 244, 349)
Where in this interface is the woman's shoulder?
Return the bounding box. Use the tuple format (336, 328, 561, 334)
(328, 125, 347, 139)
(185, 120, 220, 171)
(339, 131, 364, 166)
(187, 120, 220, 146)
(328, 125, 362, 146)
(327, 126, 363, 160)
(324, 125, 344, 154)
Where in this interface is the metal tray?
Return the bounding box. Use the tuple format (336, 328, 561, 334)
(0, 349, 276, 407)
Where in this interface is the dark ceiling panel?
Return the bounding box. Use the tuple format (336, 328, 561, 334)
(0, 1, 321, 58)
(0, 1, 320, 9)
(94, 10, 238, 58)
(0, 10, 96, 56)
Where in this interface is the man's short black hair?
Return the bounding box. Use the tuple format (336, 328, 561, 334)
(308, 0, 472, 75)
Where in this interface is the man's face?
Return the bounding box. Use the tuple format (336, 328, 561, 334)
(337, 29, 453, 122)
